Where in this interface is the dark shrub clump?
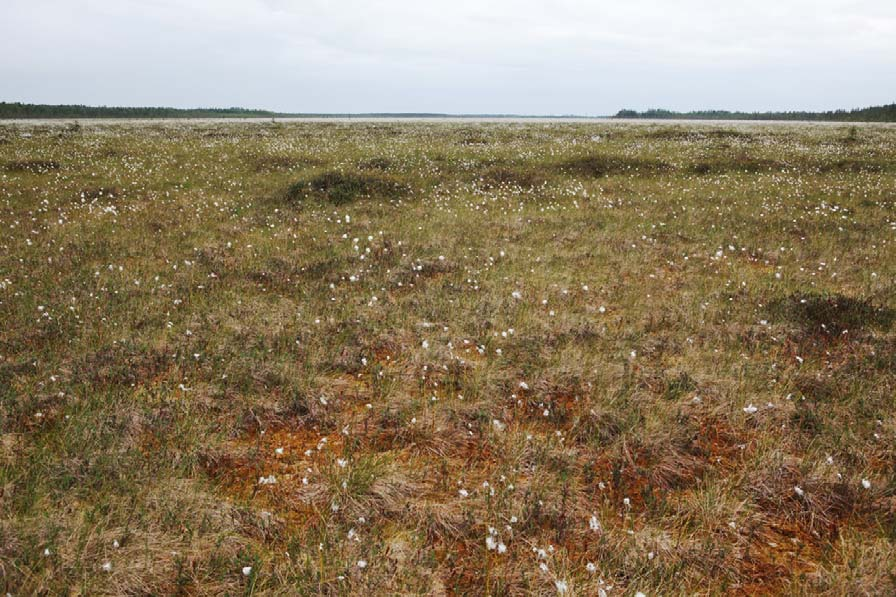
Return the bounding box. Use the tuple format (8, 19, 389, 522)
(768, 292, 895, 337)
(477, 165, 547, 189)
(558, 154, 671, 177)
(688, 155, 783, 175)
(5, 159, 61, 173)
(285, 171, 409, 205)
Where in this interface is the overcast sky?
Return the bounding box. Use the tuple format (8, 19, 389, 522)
(2, 0, 894, 114)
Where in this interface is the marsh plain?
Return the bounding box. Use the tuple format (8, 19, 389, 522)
(1, 120, 894, 595)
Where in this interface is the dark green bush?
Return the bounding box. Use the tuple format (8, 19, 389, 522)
(285, 171, 409, 205)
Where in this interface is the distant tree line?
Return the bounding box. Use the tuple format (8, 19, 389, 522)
(615, 103, 896, 122)
(0, 102, 284, 119)
(0, 103, 560, 119)
(5, 101, 895, 121)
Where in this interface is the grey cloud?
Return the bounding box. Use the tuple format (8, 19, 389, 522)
(1, 0, 893, 113)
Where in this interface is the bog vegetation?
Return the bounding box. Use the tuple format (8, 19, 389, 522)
(0, 120, 894, 595)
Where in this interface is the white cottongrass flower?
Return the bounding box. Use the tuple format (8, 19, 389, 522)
(743, 404, 758, 414)
(102, 561, 112, 572)
(555, 579, 569, 594)
(862, 479, 871, 489)
(357, 560, 367, 569)
(589, 514, 602, 533)
(793, 486, 804, 497)
(486, 536, 498, 550)
(497, 542, 507, 554)
(511, 290, 522, 300)
(242, 566, 253, 576)
(586, 562, 597, 573)
(458, 488, 469, 498)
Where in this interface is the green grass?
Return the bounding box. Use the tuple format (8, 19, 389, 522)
(1, 120, 894, 595)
